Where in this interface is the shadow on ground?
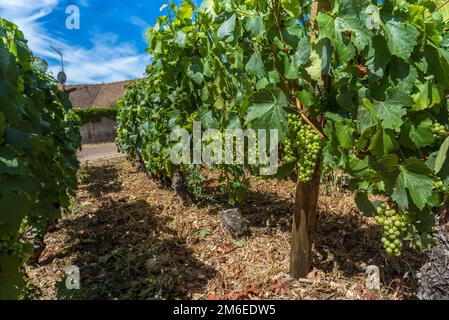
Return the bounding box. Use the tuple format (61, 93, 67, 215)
(59, 199, 216, 300)
(51, 164, 216, 300)
(79, 163, 123, 198)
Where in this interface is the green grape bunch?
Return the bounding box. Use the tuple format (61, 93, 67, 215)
(433, 178, 448, 194)
(375, 204, 410, 256)
(432, 122, 447, 140)
(0, 235, 27, 260)
(284, 114, 323, 183)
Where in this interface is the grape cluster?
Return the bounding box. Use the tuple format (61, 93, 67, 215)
(432, 122, 447, 140)
(284, 114, 323, 183)
(0, 234, 27, 259)
(433, 178, 448, 194)
(375, 204, 409, 256)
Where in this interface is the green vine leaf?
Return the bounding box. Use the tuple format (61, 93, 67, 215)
(384, 20, 420, 60)
(373, 87, 413, 131)
(435, 137, 449, 174)
(245, 89, 288, 139)
(245, 52, 266, 79)
(217, 13, 237, 40)
(392, 158, 434, 210)
(245, 15, 265, 37)
(281, 0, 300, 18)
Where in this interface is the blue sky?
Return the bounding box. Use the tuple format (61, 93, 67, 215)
(0, 0, 193, 84)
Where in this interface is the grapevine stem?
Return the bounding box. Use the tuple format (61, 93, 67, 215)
(295, 98, 325, 138)
(271, 0, 289, 53)
(437, 0, 449, 11)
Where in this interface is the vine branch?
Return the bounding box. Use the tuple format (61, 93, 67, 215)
(437, 0, 449, 11)
(295, 98, 325, 138)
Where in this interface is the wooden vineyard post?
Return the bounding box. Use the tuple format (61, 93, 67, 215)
(290, 0, 330, 279)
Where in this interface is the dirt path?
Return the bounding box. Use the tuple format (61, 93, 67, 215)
(77, 143, 119, 161)
(26, 157, 425, 300)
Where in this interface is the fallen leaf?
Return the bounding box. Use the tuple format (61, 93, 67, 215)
(234, 239, 246, 248)
(198, 228, 212, 239)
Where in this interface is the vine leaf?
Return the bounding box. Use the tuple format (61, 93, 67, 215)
(366, 35, 391, 82)
(435, 137, 449, 174)
(245, 89, 288, 139)
(368, 126, 396, 158)
(335, 121, 354, 149)
(0, 190, 30, 234)
(199, 107, 219, 129)
(384, 20, 419, 60)
(317, 13, 371, 53)
(179, 2, 194, 21)
(392, 158, 433, 210)
(0, 256, 24, 299)
(305, 50, 322, 81)
(0, 146, 27, 175)
(285, 36, 311, 79)
(415, 210, 436, 233)
(409, 119, 434, 149)
(199, 0, 216, 16)
(412, 81, 440, 111)
(218, 14, 236, 40)
(245, 52, 266, 79)
(281, 0, 300, 18)
(373, 87, 413, 131)
(335, 15, 371, 51)
(355, 191, 376, 217)
(245, 15, 265, 37)
(174, 30, 187, 47)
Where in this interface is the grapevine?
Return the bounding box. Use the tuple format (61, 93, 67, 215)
(116, 0, 449, 276)
(0, 18, 80, 298)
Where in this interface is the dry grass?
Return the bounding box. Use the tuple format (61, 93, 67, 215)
(25, 156, 425, 300)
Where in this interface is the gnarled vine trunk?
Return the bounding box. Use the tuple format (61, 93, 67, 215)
(290, 162, 321, 278)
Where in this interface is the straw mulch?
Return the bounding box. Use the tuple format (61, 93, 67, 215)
(25, 156, 425, 300)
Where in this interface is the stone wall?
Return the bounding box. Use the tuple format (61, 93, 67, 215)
(62, 78, 142, 145)
(80, 117, 117, 144)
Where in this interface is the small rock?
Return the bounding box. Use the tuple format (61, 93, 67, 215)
(365, 265, 381, 290)
(221, 208, 249, 240)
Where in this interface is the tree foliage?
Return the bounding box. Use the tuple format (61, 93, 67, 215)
(0, 18, 81, 298)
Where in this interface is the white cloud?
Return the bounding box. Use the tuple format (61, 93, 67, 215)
(130, 15, 150, 41)
(0, 0, 148, 84)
